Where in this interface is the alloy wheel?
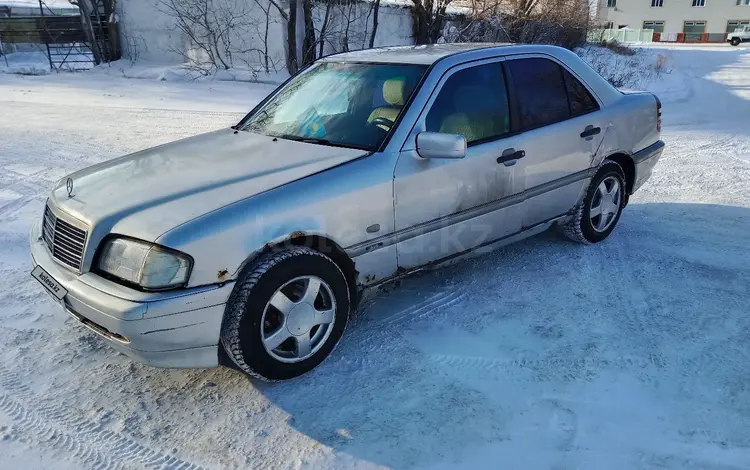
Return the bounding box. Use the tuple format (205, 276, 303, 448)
(589, 175, 622, 233)
(260, 276, 336, 363)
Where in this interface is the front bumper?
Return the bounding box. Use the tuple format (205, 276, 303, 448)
(30, 221, 233, 368)
(631, 140, 665, 193)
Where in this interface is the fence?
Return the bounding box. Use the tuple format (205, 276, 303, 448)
(588, 28, 654, 43)
(590, 29, 731, 44)
(0, 11, 121, 70)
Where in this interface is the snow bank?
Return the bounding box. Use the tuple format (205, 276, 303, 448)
(89, 60, 289, 84)
(576, 45, 654, 89)
(0, 51, 50, 76)
(4, 42, 681, 90)
(576, 44, 690, 102)
(1, 52, 288, 84)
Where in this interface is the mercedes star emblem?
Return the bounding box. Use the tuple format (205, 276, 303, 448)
(66, 177, 74, 198)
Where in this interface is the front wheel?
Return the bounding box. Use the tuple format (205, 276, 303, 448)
(221, 247, 350, 381)
(731, 38, 741, 46)
(560, 161, 626, 244)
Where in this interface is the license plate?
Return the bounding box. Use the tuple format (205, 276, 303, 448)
(31, 265, 68, 301)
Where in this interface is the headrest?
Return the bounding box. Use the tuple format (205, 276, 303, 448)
(383, 77, 406, 106)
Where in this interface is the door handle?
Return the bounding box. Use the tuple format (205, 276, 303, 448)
(580, 126, 601, 139)
(497, 148, 526, 167)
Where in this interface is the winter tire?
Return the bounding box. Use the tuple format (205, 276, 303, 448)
(221, 246, 350, 381)
(731, 38, 741, 46)
(561, 160, 626, 244)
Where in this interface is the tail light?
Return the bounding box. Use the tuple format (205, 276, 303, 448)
(654, 94, 662, 132)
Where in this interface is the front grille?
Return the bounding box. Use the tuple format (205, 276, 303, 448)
(42, 205, 88, 271)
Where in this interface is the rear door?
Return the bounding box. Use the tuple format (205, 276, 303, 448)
(504, 56, 606, 227)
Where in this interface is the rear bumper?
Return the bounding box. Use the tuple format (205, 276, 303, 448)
(631, 140, 664, 193)
(30, 221, 232, 368)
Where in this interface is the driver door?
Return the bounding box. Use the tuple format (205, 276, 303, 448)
(392, 60, 525, 270)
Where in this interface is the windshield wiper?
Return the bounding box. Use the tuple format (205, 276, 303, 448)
(276, 134, 332, 146)
(299, 137, 334, 146)
(273, 134, 371, 151)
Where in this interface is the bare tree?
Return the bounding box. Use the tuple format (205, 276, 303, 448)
(120, 29, 147, 65)
(158, 0, 270, 76)
(102, 0, 120, 61)
(444, 0, 590, 50)
(317, 1, 333, 57)
(286, 0, 298, 73)
(249, 0, 297, 74)
(313, 0, 373, 57)
(302, 0, 316, 66)
(341, 2, 353, 51)
(69, 0, 104, 64)
(368, 0, 380, 48)
(411, 0, 452, 44)
(248, 0, 282, 72)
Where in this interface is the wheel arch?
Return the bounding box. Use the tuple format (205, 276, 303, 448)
(604, 152, 635, 194)
(234, 232, 359, 307)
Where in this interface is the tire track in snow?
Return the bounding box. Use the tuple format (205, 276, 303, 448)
(0, 392, 125, 470)
(424, 353, 671, 379)
(345, 290, 468, 346)
(606, 236, 667, 372)
(0, 194, 40, 220)
(378, 290, 468, 326)
(0, 166, 50, 219)
(0, 366, 205, 470)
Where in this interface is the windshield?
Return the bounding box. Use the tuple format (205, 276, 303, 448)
(240, 62, 427, 151)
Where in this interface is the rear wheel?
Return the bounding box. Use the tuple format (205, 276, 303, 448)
(561, 161, 626, 244)
(731, 37, 741, 46)
(221, 247, 350, 381)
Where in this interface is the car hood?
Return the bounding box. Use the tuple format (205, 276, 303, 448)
(49, 128, 368, 243)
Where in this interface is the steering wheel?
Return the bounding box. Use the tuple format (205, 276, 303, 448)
(369, 116, 395, 131)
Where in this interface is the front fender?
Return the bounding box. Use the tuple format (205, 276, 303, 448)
(158, 208, 351, 287)
(154, 155, 396, 288)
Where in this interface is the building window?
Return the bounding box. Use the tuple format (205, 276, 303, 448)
(607, 0, 616, 7)
(692, 0, 705, 6)
(727, 20, 750, 32)
(684, 21, 706, 40)
(651, 0, 663, 6)
(604, 21, 615, 29)
(644, 21, 665, 33)
(737, 0, 750, 5)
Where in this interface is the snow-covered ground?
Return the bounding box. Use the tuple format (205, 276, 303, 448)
(1, 44, 749, 470)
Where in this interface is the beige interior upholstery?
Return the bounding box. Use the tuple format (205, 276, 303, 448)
(368, 77, 407, 128)
(439, 85, 509, 143)
(382, 77, 406, 106)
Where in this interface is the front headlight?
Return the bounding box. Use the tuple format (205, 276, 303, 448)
(95, 237, 192, 290)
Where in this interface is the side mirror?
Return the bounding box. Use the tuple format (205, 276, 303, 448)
(416, 132, 467, 159)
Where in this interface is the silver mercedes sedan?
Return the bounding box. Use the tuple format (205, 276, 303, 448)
(30, 44, 664, 380)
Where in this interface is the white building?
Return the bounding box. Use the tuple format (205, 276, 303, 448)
(0, 0, 78, 16)
(596, 0, 750, 41)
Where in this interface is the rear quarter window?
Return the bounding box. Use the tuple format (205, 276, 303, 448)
(562, 69, 600, 117)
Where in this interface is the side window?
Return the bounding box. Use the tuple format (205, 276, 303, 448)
(425, 62, 510, 145)
(562, 69, 599, 117)
(506, 58, 570, 131)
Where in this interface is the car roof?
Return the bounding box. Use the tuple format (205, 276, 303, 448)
(319, 43, 514, 65)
